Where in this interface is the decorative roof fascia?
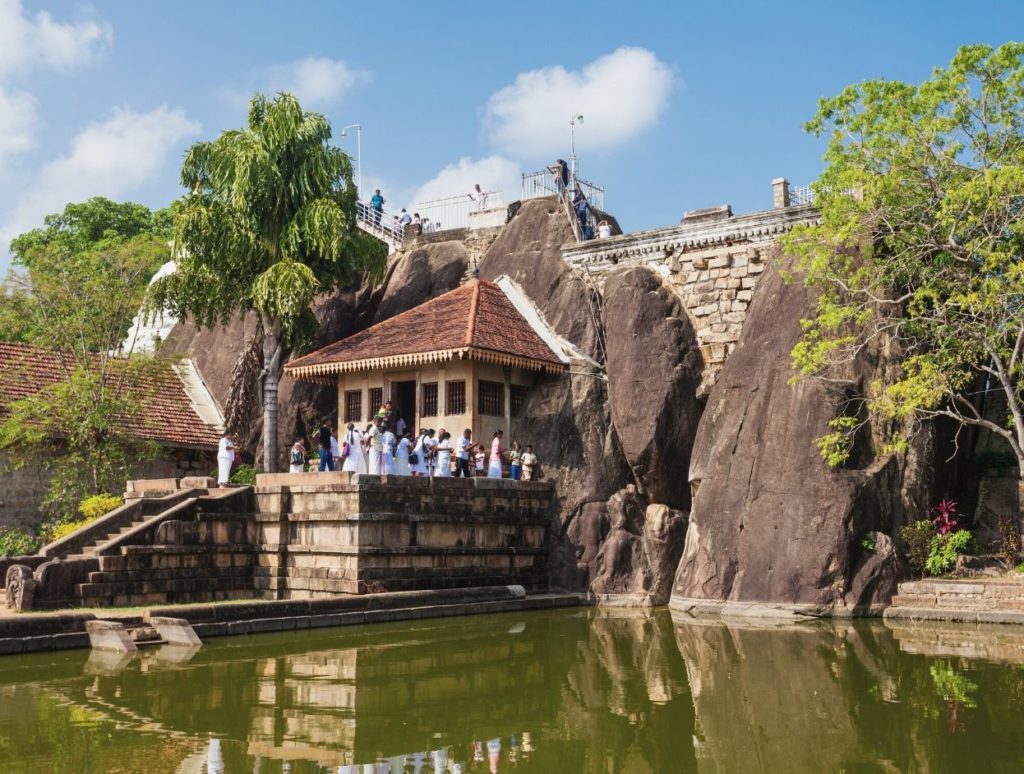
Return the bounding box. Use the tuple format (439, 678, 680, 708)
(562, 204, 820, 266)
(286, 345, 565, 382)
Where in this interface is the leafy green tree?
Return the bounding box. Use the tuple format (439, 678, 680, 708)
(150, 93, 386, 471)
(785, 43, 1024, 484)
(0, 241, 162, 521)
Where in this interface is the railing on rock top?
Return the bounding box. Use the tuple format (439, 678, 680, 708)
(412, 190, 503, 232)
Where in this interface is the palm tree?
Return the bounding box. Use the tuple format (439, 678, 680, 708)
(151, 93, 385, 471)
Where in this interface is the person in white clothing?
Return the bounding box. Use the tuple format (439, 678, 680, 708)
(341, 423, 366, 475)
(329, 430, 341, 470)
(488, 429, 505, 478)
(434, 431, 453, 477)
(216, 432, 235, 486)
(422, 429, 438, 476)
(288, 437, 306, 473)
(395, 431, 413, 475)
(598, 219, 612, 238)
(366, 417, 383, 475)
(455, 428, 473, 477)
(410, 430, 429, 476)
(382, 427, 397, 475)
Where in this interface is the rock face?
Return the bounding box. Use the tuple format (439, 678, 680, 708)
(374, 240, 471, 323)
(602, 268, 704, 510)
(671, 260, 930, 613)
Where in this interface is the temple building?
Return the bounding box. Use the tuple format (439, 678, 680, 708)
(285, 279, 567, 440)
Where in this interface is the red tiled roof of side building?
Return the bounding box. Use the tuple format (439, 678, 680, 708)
(0, 341, 221, 449)
(286, 279, 565, 376)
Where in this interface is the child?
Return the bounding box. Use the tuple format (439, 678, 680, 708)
(520, 444, 537, 481)
(474, 445, 486, 477)
(509, 442, 523, 480)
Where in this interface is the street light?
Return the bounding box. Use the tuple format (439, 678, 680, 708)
(569, 113, 584, 184)
(340, 123, 362, 197)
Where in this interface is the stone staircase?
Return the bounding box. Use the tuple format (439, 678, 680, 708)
(885, 578, 1024, 624)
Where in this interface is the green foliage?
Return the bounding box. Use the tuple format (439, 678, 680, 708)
(925, 529, 973, 576)
(229, 464, 262, 485)
(929, 661, 979, 708)
(47, 519, 92, 543)
(783, 43, 1024, 473)
(900, 520, 934, 579)
(78, 493, 124, 520)
(151, 92, 387, 470)
(860, 534, 877, 553)
(0, 527, 40, 557)
(1016, 561, 1024, 574)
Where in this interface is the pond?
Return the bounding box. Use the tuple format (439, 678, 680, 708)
(0, 608, 1022, 772)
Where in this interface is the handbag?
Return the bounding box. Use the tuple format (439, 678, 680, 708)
(408, 451, 419, 465)
(341, 441, 350, 458)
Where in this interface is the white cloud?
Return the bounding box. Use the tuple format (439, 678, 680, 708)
(484, 47, 674, 159)
(0, 0, 112, 76)
(0, 86, 37, 161)
(1, 105, 200, 246)
(409, 156, 522, 210)
(264, 57, 370, 106)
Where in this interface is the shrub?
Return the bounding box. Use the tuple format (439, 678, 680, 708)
(926, 529, 973, 576)
(230, 464, 262, 485)
(931, 498, 959, 535)
(0, 527, 40, 557)
(78, 493, 124, 520)
(860, 534, 877, 553)
(48, 519, 93, 543)
(900, 520, 934, 578)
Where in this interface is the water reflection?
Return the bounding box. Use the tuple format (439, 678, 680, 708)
(0, 609, 1022, 772)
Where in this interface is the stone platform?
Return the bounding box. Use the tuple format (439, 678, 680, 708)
(254, 472, 555, 598)
(885, 578, 1024, 625)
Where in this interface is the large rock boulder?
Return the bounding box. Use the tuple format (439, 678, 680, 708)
(603, 267, 703, 510)
(374, 240, 470, 323)
(671, 259, 931, 614)
(480, 196, 598, 357)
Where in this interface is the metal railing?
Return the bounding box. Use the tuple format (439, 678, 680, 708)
(412, 190, 503, 232)
(355, 201, 405, 250)
(788, 184, 814, 206)
(521, 169, 605, 211)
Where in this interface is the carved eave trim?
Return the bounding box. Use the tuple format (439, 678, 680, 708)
(286, 346, 565, 383)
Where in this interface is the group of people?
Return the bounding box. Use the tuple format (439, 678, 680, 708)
(547, 159, 612, 241)
(289, 402, 539, 481)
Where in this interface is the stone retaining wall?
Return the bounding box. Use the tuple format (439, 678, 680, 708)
(885, 578, 1024, 624)
(254, 472, 555, 598)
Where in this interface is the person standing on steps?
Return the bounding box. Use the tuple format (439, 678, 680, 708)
(318, 418, 334, 471)
(289, 437, 306, 474)
(217, 431, 236, 487)
(520, 444, 538, 481)
(370, 189, 384, 225)
(488, 429, 505, 478)
(455, 428, 473, 477)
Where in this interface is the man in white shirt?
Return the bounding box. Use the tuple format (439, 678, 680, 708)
(455, 428, 473, 477)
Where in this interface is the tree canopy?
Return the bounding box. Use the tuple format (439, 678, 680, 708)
(784, 43, 1024, 475)
(150, 92, 387, 470)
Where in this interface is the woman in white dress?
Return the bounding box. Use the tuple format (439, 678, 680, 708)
(217, 432, 235, 486)
(395, 432, 413, 476)
(434, 431, 453, 477)
(488, 429, 505, 478)
(410, 430, 429, 476)
(382, 428, 397, 475)
(341, 423, 366, 475)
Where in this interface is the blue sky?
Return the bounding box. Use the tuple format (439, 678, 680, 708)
(1, 0, 1022, 273)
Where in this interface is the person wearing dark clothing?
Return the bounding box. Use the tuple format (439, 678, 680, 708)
(370, 189, 384, 225)
(318, 419, 334, 471)
(376, 401, 396, 433)
(573, 186, 590, 237)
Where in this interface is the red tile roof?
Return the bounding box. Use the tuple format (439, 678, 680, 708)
(0, 342, 221, 449)
(286, 279, 565, 381)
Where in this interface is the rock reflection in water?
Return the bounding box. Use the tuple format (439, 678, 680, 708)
(2, 609, 1024, 772)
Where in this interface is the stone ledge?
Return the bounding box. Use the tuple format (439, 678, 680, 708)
(883, 606, 1024, 626)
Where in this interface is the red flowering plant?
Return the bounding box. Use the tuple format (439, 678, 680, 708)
(931, 498, 959, 535)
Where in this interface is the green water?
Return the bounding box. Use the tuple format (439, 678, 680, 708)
(0, 609, 1022, 773)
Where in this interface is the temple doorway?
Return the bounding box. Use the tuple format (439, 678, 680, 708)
(392, 380, 416, 434)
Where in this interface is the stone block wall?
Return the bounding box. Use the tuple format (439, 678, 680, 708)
(562, 204, 819, 392)
(254, 472, 554, 599)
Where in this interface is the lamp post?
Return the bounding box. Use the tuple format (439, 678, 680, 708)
(569, 113, 584, 185)
(340, 123, 362, 197)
